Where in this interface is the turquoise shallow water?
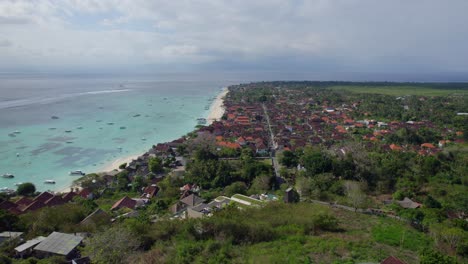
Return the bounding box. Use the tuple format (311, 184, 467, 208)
(0, 76, 226, 191)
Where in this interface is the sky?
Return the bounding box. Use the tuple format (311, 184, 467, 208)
(1, 0, 468, 75)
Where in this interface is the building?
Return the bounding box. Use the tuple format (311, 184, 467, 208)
(0, 231, 23, 244)
(396, 197, 422, 209)
(381, 255, 406, 264)
(284, 187, 299, 203)
(14, 236, 46, 258)
(33, 232, 83, 259)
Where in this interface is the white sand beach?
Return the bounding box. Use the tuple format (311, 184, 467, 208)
(207, 87, 228, 125)
(99, 153, 141, 173)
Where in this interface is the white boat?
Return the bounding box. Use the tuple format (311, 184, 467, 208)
(70, 170, 85, 176)
(44, 180, 56, 184)
(2, 173, 14, 178)
(15, 182, 23, 186)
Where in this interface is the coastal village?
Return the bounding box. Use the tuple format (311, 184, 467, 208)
(0, 82, 466, 263)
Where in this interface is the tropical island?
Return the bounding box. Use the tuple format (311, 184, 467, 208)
(0, 82, 467, 264)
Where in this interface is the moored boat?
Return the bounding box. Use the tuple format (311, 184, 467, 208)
(44, 180, 56, 184)
(197, 118, 207, 125)
(2, 173, 14, 178)
(70, 170, 85, 176)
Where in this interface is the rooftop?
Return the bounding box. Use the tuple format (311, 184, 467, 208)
(34, 232, 83, 256)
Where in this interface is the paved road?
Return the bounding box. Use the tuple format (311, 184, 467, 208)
(262, 103, 283, 183)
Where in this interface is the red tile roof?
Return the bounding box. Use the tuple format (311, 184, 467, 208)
(389, 144, 403, 151)
(381, 256, 406, 264)
(22, 200, 46, 213)
(421, 143, 436, 149)
(142, 186, 159, 198)
(33, 192, 54, 203)
(45, 196, 65, 207)
(217, 141, 241, 149)
(111, 196, 137, 210)
(15, 197, 33, 207)
(0, 200, 17, 210)
(62, 192, 78, 202)
(78, 188, 92, 199)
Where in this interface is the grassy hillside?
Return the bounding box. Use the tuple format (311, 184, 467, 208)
(126, 202, 431, 264)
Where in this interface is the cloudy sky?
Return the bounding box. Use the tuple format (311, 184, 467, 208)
(1, 0, 467, 74)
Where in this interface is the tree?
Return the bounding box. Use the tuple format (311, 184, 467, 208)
(132, 176, 144, 192)
(0, 209, 19, 232)
(419, 249, 457, 264)
(279, 150, 298, 168)
(116, 171, 130, 191)
(82, 226, 140, 264)
(300, 148, 332, 177)
(148, 157, 163, 174)
(224, 182, 247, 196)
(344, 181, 366, 211)
(16, 182, 36, 196)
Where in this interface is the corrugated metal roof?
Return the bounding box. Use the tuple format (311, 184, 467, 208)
(34, 232, 83, 255)
(15, 236, 46, 253)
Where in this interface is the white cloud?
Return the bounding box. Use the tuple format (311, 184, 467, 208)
(0, 0, 467, 72)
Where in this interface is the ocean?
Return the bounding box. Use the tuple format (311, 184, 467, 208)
(0, 74, 231, 192)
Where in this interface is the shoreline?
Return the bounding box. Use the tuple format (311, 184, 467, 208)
(56, 87, 228, 194)
(207, 87, 228, 125)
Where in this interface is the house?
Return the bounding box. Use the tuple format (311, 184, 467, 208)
(62, 192, 78, 202)
(80, 209, 111, 226)
(141, 186, 159, 198)
(78, 188, 93, 200)
(33, 232, 83, 259)
(187, 198, 231, 219)
(33, 192, 54, 204)
(284, 187, 299, 203)
(111, 196, 137, 211)
(14, 236, 46, 258)
(0, 231, 23, 244)
(396, 197, 421, 209)
(170, 194, 205, 216)
(381, 255, 406, 264)
(421, 143, 436, 149)
(180, 194, 205, 207)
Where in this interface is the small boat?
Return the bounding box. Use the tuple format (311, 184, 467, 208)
(70, 170, 85, 176)
(120, 126, 126, 129)
(107, 122, 114, 125)
(14, 182, 23, 186)
(49, 127, 57, 130)
(2, 174, 14, 178)
(44, 180, 56, 184)
(133, 114, 141, 117)
(141, 138, 147, 141)
(13, 130, 21, 134)
(77, 126, 83, 129)
(197, 118, 207, 125)
(65, 130, 72, 133)
(8, 133, 16, 137)
(51, 116, 59, 119)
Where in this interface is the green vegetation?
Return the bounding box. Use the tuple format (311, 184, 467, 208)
(16, 183, 36, 197)
(331, 84, 468, 96)
(1, 81, 467, 263)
